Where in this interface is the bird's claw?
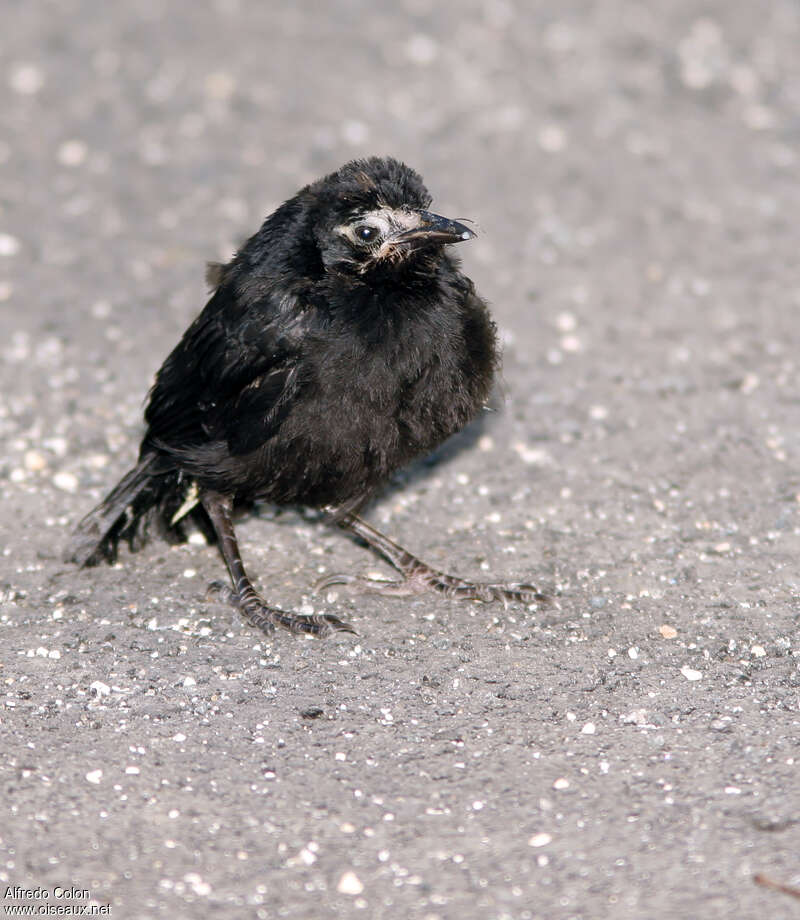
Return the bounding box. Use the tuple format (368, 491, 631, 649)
(315, 569, 547, 606)
(206, 580, 356, 637)
(451, 581, 548, 605)
(205, 580, 236, 605)
(244, 603, 356, 637)
(315, 572, 418, 597)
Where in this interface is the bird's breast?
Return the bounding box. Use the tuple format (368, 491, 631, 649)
(245, 297, 494, 508)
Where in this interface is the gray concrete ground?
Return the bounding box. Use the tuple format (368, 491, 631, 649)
(1, 1, 799, 918)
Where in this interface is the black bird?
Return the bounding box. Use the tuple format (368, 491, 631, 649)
(67, 157, 543, 636)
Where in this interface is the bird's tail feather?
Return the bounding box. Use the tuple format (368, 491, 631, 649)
(65, 452, 214, 567)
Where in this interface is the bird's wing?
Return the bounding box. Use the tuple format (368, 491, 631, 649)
(144, 282, 308, 455)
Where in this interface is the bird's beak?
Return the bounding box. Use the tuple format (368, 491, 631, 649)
(392, 211, 476, 248)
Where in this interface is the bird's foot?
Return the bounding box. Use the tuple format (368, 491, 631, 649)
(315, 567, 547, 606)
(330, 513, 549, 608)
(206, 580, 356, 637)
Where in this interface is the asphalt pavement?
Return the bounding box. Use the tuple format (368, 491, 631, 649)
(1, 1, 799, 918)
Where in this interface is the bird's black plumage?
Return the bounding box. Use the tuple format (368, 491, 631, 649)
(68, 157, 543, 635)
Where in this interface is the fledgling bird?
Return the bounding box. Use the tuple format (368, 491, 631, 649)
(67, 156, 544, 636)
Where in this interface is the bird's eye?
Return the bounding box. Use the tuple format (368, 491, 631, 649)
(354, 224, 379, 243)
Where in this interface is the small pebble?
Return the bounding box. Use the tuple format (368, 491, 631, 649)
(659, 624, 678, 639)
(86, 769, 103, 784)
(513, 442, 551, 466)
(10, 63, 44, 95)
(560, 334, 582, 353)
(405, 34, 439, 65)
(24, 451, 47, 471)
(45, 436, 69, 457)
(740, 373, 759, 394)
(528, 832, 552, 847)
(0, 233, 21, 257)
(538, 123, 566, 152)
(57, 139, 88, 166)
(680, 666, 702, 682)
(184, 873, 212, 896)
(337, 871, 364, 895)
(341, 120, 369, 145)
(556, 311, 576, 332)
(53, 471, 78, 492)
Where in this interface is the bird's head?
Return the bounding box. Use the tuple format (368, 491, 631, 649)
(308, 157, 476, 277)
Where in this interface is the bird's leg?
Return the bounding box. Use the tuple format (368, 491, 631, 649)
(316, 512, 547, 605)
(201, 491, 355, 637)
